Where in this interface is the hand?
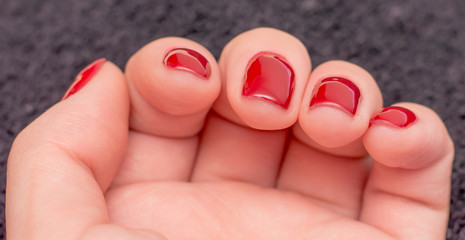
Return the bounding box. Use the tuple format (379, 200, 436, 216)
(6, 28, 454, 239)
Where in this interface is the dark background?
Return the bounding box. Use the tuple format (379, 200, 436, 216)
(1, 0, 464, 238)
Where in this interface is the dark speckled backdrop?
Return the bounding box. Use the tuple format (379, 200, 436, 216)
(1, 0, 464, 239)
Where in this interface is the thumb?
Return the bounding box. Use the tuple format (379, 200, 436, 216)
(6, 59, 130, 239)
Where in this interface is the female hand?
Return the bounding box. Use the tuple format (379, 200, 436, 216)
(6, 28, 454, 239)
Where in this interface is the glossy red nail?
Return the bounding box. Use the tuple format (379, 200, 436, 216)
(370, 106, 416, 128)
(62, 58, 106, 100)
(242, 52, 295, 109)
(309, 77, 361, 115)
(164, 48, 211, 79)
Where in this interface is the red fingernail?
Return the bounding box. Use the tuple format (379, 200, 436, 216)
(370, 106, 416, 128)
(62, 58, 106, 100)
(309, 77, 361, 115)
(164, 48, 211, 79)
(242, 52, 295, 109)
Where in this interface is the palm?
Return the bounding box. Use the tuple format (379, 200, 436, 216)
(105, 112, 379, 238)
(102, 106, 444, 240)
(106, 181, 387, 239)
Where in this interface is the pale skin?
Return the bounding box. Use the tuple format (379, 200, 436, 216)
(6, 28, 454, 239)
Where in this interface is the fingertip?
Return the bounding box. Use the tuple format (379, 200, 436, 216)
(62, 59, 129, 105)
(214, 27, 312, 130)
(298, 106, 364, 147)
(363, 103, 454, 169)
(298, 60, 383, 148)
(125, 37, 221, 116)
(124, 37, 221, 137)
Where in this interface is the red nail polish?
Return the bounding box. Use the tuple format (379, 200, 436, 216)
(309, 77, 361, 115)
(242, 52, 295, 109)
(370, 106, 416, 128)
(62, 58, 106, 100)
(164, 48, 211, 79)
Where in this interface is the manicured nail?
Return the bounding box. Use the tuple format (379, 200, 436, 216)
(164, 48, 211, 79)
(309, 77, 361, 115)
(62, 58, 106, 100)
(242, 52, 295, 109)
(370, 106, 416, 128)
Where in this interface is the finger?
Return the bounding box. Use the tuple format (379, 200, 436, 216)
(296, 60, 383, 152)
(111, 37, 221, 187)
(6, 60, 130, 239)
(126, 37, 220, 137)
(191, 27, 311, 186)
(277, 60, 383, 218)
(360, 103, 454, 239)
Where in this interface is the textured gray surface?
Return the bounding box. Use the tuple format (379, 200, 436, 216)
(1, 0, 464, 238)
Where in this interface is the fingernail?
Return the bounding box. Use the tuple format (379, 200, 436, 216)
(370, 106, 416, 128)
(164, 48, 211, 79)
(62, 58, 106, 100)
(309, 77, 361, 115)
(242, 52, 295, 109)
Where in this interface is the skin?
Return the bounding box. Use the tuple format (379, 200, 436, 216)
(6, 28, 454, 240)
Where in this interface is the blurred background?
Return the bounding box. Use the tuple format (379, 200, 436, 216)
(0, 0, 464, 238)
